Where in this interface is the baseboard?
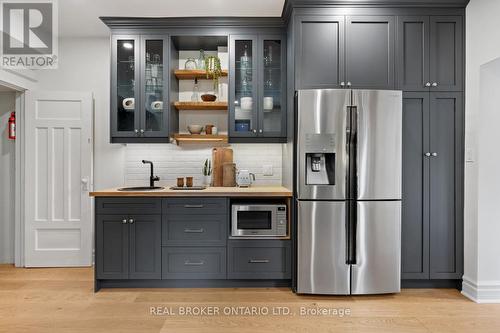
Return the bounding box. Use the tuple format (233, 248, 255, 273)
(462, 277, 500, 303)
(402, 279, 462, 289)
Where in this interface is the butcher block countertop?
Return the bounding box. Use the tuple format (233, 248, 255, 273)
(89, 185, 293, 197)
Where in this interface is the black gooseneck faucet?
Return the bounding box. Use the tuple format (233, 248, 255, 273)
(142, 160, 160, 187)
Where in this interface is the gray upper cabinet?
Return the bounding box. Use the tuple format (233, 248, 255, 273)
(345, 16, 395, 90)
(111, 35, 169, 143)
(397, 16, 463, 92)
(401, 92, 463, 280)
(429, 17, 463, 92)
(295, 16, 345, 89)
(397, 16, 430, 91)
(229, 34, 287, 141)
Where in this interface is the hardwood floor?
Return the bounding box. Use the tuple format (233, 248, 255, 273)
(1, 264, 499, 333)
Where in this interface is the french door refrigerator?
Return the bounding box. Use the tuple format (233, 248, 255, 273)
(296, 89, 402, 295)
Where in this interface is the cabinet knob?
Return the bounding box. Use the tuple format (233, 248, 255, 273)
(340, 81, 345, 87)
(140, 129, 144, 135)
(122, 219, 127, 224)
(347, 82, 352, 87)
(424, 152, 431, 157)
(259, 129, 263, 133)
(431, 152, 438, 157)
(425, 82, 431, 87)
(252, 129, 257, 133)
(128, 218, 134, 224)
(134, 129, 139, 135)
(432, 82, 438, 87)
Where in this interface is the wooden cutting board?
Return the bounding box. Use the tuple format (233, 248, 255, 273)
(222, 163, 236, 187)
(212, 148, 233, 186)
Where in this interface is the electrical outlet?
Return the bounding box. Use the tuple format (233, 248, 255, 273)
(263, 164, 273, 176)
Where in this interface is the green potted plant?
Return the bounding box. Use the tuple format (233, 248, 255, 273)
(204, 55, 222, 92)
(202, 158, 212, 186)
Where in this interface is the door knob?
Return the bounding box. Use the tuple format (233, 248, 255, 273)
(128, 219, 134, 224)
(432, 82, 438, 87)
(122, 219, 127, 224)
(425, 82, 431, 87)
(81, 177, 89, 191)
(431, 152, 438, 157)
(424, 152, 431, 157)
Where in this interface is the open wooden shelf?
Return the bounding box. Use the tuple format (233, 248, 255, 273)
(174, 69, 228, 80)
(173, 134, 228, 145)
(173, 101, 228, 110)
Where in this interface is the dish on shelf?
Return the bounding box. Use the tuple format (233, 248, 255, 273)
(201, 94, 217, 102)
(187, 125, 204, 134)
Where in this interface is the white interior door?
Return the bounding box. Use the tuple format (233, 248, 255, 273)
(24, 91, 93, 267)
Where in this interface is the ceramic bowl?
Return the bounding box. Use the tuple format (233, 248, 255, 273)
(187, 125, 204, 134)
(201, 94, 217, 102)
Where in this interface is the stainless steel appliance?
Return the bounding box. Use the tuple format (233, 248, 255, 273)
(231, 204, 287, 238)
(296, 89, 402, 295)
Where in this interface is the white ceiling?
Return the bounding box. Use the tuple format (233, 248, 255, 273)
(59, 0, 286, 37)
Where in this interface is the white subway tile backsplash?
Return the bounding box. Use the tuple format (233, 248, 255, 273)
(124, 144, 282, 187)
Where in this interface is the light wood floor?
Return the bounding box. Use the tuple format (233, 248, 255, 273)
(1, 265, 499, 333)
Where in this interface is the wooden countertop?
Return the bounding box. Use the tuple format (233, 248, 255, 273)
(89, 185, 292, 197)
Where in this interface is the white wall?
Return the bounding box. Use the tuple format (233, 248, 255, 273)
(463, 0, 500, 302)
(0, 92, 16, 263)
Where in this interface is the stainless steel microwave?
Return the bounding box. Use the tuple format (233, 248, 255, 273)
(231, 204, 287, 238)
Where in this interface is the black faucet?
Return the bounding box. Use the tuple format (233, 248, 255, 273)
(142, 160, 160, 187)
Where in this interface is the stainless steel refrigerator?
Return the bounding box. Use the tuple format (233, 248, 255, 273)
(296, 89, 402, 295)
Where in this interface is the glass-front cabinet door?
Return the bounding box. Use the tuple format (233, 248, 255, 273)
(230, 36, 258, 138)
(112, 36, 140, 138)
(140, 36, 168, 137)
(259, 36, 285, 138)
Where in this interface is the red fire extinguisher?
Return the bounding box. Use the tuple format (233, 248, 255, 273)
(8, 112, 15, 140)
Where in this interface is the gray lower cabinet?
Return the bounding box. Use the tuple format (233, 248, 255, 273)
(228, 240, 291, 279)
(397, 16, 463, 92)
(402, 92, 463, 280)
(96, 213, 162, 280)
(162, 215, 227, 247)
(162, 247, 226, 279)
(345, 16, 395, 89)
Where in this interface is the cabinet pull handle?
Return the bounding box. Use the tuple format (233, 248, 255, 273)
(184, 228, 204, 233)
(248, 259, 270, 264)
(184, 260, 204, 266)
(122, 219, 127, 224)
(184, 204, 204, 208)
(128, 219, 134, 224)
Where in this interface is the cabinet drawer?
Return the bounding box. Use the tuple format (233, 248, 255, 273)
(162, 247, 226, 279)
(96, 198, 161, 215)
(163, 215, 227, 247)
(163, 198, 227, 215)
(228, 240, 291, 279)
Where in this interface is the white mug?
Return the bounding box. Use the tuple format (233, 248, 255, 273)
(122, 98, 135, 110)
(263, 97, 274, 110)
(240, 97, 253, 110)
(212, 126, 218, 135)
(151, 101, 163, 110)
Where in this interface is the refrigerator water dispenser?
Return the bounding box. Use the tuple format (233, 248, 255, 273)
(306, 153, 335, 185)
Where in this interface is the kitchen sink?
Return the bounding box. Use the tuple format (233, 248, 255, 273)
(117, 186, 164, 191)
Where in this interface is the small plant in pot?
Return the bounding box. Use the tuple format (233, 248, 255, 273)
(202, 159, 212, 186)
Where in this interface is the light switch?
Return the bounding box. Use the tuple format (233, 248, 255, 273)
(263, 164, 273, 176)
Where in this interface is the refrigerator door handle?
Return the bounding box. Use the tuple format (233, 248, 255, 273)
(345, 105, 358, 265)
